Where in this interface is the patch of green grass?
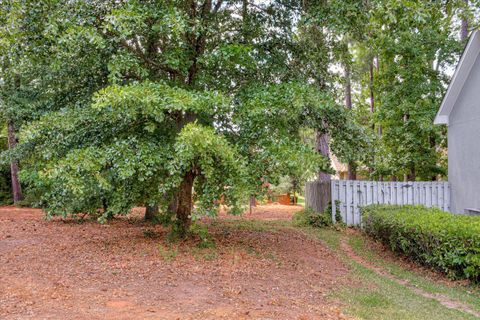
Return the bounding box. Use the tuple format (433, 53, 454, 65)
(189, 223, 216, 249)
(304, 226, 480, 320)
(264, 251, 280, 263)
(336, 261, 478, 320)
(190, 246, 219, 261)
(299, 225, 343, 251)
(158, 214, 479, 319)
(158, 243, 178, 262)
(143, 229, 158, 238)
(297, 195, 305, 207)
(348, 233, 480, 315)
(200, 249, 218, 261)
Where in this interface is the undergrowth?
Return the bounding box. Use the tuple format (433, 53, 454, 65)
(293, 201, 344, 228)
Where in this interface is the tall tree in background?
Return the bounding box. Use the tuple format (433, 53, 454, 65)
(369, 1, 463, 181)
(295, 5, 334, 182)
(300, 0, 370, 180)
(461, 0, 470, 41)
(300, 0, 479, 182)
(0, 0, 111, 204)
(6, 121, 22, 203)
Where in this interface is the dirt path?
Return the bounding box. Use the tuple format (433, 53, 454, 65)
(339, 236, 480, 318)
(0, 205, 351, 320)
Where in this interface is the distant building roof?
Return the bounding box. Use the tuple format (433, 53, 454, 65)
(331, 154, 348, 173)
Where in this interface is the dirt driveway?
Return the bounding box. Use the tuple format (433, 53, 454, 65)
(0, 205, 350, 320)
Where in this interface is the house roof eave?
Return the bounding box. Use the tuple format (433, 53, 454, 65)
(434, 30, 480, 125)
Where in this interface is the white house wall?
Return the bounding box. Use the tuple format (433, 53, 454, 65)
(448, 51, 480, 213)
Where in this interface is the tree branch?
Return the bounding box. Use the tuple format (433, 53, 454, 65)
(213, 0, 224, 13)
(120, 39, 184, 81)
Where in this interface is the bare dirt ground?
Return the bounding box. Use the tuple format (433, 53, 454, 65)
(0, 205, 351, 320)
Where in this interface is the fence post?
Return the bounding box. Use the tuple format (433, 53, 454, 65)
(331, 180, 336, 223)
(305, 180, 332, 214)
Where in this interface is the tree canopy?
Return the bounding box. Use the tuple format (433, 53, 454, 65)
(0, 0, 478, 232)
(0, 0, 364, 234)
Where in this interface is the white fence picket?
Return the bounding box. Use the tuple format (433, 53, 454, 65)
(330, 180, 450, 226)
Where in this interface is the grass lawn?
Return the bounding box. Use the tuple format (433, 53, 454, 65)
(296, 195, 305, 206)
(307, 227, 480, 320)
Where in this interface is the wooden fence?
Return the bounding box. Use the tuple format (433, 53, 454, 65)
(331, 180, 450, 225)
(306, 180, 450, 226)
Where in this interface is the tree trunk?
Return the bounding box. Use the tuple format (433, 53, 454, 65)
(345, 63, 352, 111)
(145, 204, 159, 221)
(345, 62, 356, 180)
(461, 0, 469, 41)
(7, 121, 23, 204)
(167, 193, 178, 214)
(367, 58, 376, 177)
(315, 131, 331, 182)
(291, 178, 298, 204)
(242, 0, 249, 41)
(175, 171, 195, 236)
(408, 167, 416, 182)
(369, 60, 375, 114)
(429, 136, 437, 181)
(249, 194, 256, 214)
(347, 164, 357, 180)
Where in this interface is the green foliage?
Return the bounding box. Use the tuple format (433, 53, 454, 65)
(6, 0, 469, 229)
(1, 0, 360, 227)
(174, 123, 247, 217)
(303, 0, 478, 180)
(158, 243, 178, 262)
(0, 165, 12, 205)
(365, 0, 460, 179)
(362, 205, 480, 282)
(189, 223, 216, 249)
(269, 176, 293, 196)
(233, 82, 363, 193)
(324, 200, 343, 224)
(293, 207, 333, 228)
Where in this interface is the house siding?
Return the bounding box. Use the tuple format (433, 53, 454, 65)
(448, 52, 480, 213)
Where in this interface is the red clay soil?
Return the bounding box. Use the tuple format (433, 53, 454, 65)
(218, 204, 305, 221)
(0, 205, 351, 320)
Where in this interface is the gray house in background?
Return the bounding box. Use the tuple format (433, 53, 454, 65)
(435, 30, 480, 214)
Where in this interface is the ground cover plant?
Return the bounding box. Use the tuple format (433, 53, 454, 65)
(362, 205, 480, 281)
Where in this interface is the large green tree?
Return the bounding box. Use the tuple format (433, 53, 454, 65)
(2, 0, 360, 234)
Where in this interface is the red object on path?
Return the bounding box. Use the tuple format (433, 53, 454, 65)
(277, 193, 291, 205)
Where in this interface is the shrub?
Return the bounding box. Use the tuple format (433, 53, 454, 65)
(189, 223, 216, 249)
(362, 205, 480, 282)
(324, 200, 343, 224)
(293, 207, 333, 228)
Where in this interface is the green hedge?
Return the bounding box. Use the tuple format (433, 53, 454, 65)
(362, 205, 480, 282)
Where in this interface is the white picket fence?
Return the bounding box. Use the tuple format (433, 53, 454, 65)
(331, 180, 450, 226)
